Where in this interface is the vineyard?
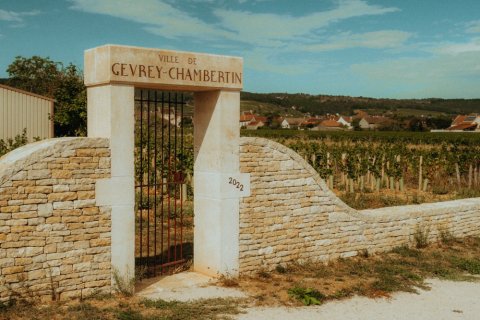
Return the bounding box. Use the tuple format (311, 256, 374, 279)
(133, 128, 480, 210)
(242, 129, 480, 209)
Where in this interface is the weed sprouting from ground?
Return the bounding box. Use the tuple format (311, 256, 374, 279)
(438, 227, 456, 245)
(218, 274, 240, 287)
(413, 226, 430, 248)
(288, 285, 325, 306)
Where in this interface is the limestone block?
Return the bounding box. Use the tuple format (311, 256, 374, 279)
(48, 192, 77, 202)
(28, 170, 51, 180)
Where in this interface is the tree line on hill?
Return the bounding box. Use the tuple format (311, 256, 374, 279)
(241, 92, 480, 118)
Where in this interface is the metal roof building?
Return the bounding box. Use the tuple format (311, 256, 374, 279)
(0, 84, 54, 141)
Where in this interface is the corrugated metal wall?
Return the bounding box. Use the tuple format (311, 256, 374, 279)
(0, 84, 54, 141)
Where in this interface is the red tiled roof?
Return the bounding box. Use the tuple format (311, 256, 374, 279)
(284, 118, 305, 125)
(255, 116, 268, 123)
(319, 119, 343, 127)
(364, 116, 389, 124)
(452, 115, 467, 125)
(240, 114, 255, 122)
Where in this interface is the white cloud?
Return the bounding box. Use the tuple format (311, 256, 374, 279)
(466, 20, 480, 34)
(436, 38, 480, 55)
(244, 48, 316, 75)
(70, 0, 233, 41)
(0, 9, 40, 23)
(70, 0, 399, 47)
(69, 0, 402, 76)
(302, 30, 412, 52)
(350, 51, 480, 98)
(214, 0, 399, 47)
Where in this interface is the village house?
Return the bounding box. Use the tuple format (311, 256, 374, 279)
(447, 114, 480, 131)
(308, 115, 352, 131)
(301, 117, 322, 129)
(239, 111, 269, 129)
(337, 115, 353, 129)
(161, 111, 182, 127)
(314, 119, 345, 131)
(240, 111, 256, 128)
(281, 117, 306, 129)
(359, 116, 390, 130)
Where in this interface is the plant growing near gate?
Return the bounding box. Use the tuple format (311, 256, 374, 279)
(288, 285, 325, 306)
(413, 225, 430, 249)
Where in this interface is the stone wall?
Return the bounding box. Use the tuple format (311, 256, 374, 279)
(0, 137, 111, 301)
(239, 137, 480, 274)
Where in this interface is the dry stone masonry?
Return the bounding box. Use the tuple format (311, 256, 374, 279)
(0, 138, 111, 302)
(2, 133, 480, 299)
(239, 137, 480, 274)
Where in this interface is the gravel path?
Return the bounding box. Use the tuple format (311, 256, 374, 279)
(236, 279, 480, 320)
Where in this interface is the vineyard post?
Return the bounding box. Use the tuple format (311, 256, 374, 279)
(475, 165, 478, 187)
(468, 164, 473, 189)
(418, 155, 423, 191)
(455, 163, 461, 188)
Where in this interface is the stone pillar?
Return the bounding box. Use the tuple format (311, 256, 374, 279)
(87, 84, 136, 284)
(193, 90, 242, 276)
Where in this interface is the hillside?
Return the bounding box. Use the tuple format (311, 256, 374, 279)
(241, 92, 480, 116)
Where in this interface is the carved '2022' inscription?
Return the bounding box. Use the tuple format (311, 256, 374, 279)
(229, 177, 244, 191)
(110, 53, 242, 85)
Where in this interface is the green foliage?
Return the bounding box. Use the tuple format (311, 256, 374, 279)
(7, 56, 87, 137)
(53, 64, 87, 136)
(275, 264, 287, 274)
(0, 129, 29, 157)
(7, 55, 61, 97)
(450, 257, 480, 274)
(288, 285, 325, 306)
(414, 226, 430, 249)
(438, 227, 456, 245)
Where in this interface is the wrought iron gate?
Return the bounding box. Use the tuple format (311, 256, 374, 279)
(134, 89, 190, 277)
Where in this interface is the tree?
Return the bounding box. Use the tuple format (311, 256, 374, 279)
(7, 56, 61, 97)
(351, 118, 361, 131)
(6, 56, 87, 136)
(53, 64, 87, 136)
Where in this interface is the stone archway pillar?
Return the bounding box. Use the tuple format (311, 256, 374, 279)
(84, 45, 246, 283)
(87, 84, 136, 282)
(193, 90, 243, 276)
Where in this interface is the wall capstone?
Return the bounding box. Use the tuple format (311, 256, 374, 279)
(0, 137, 111, 301)
(239, 137, 480, 274)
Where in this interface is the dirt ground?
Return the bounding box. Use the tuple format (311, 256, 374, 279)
(235, 278, 480, 320)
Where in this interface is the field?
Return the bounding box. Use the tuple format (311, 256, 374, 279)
(242, 129, 480, 209)
(241, 100, 304, 117)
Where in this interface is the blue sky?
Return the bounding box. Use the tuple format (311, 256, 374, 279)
(0, 0, 479, 98)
